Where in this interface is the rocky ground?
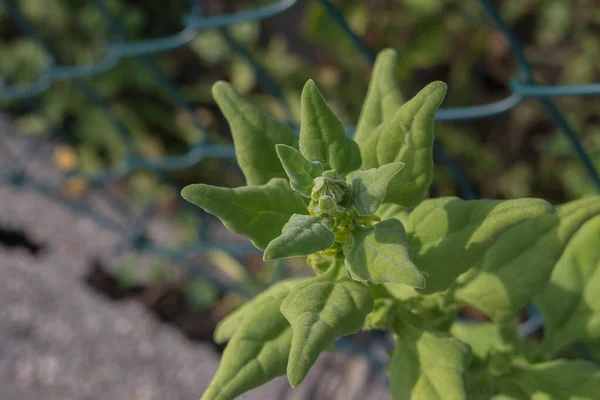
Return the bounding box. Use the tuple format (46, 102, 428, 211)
(0, 115, 390, 399)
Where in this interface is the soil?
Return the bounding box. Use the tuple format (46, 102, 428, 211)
(85, 259, 226, 352)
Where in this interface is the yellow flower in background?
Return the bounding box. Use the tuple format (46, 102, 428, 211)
(53, 145, 78, 171)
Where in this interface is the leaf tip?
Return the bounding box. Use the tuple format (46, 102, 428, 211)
(287, 369, 304, 389)
(262, 240, 281, 261)
(378, 47, 398, 59)
(303, 78, 318, 90)
(180, 183, 207, 204)
(275, 143, 293, 157)
(424, 80, 448, 99)
(302, 79, 322, 102)
(211, 80, 232, 98)
(412, 274, 427, 290)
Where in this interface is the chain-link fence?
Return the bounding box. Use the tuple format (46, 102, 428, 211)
(1, 0, 600, 366)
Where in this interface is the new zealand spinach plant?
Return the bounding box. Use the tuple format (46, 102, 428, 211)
(183, 49, 600, 399)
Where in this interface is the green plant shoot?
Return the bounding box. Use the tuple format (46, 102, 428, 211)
(183, 48, 600, 400)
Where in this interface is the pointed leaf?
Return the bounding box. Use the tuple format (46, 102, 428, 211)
(213, 306, 246, 345)
(280, 277, 374, 386)
(346, 162, 405, 216)
(213, 279, 303, 344)
(275, 144, 323, 197)
(359, 82, 447, 207)
(182, 178, 307, 249)
(495, 360, 600, 400)
(390, 322, 471, 400)
(212, 81, 298, 186)
(354, 48, 404, 144)
(299, 79, 361, 174)
(533, 201, 600, 354)
(454, 196, 600, 323)
(406, 197, 554, 294)
(263, 214, 334, 260)
(202, 279, 303, 400)
(345, 219, 425, 287)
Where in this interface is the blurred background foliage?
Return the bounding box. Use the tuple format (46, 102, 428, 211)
(1, 0, 600, 327)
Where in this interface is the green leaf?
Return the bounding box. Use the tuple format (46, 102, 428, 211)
(182, 178, 307, 249)
(345, 219, 425, 287)
(275, 144, 323, 197)
(358, 81, 447, 208)
(455, 196, 600, 323)
(185, 279, 219, 311)
(213, 279, 303, 344)
(263, 214, 335, 260)
(212, 81, 298, 186)
(213, 306, 246, 345)
(495, 360, 600, 400)
(585, 341, 600, 364)
(450, 323, 521, 361)
(390, 322, 471, 400)
(354, 48, 404, 144)
(406, 197, 554, 294)
(299, 79, 361, 174)
(534, 205, 600, 354)
(376, 203, 410, 225)
(364, 298, 396, 330)
(280, 276, 374, 387)
(202, 279, 302, 400)
(346, 162, 405, 216)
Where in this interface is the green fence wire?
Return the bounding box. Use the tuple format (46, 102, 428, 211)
(1, 0, 600, 367)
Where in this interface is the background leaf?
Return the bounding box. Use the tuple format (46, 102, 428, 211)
(495, 360, 600, 400)
(534, 204, 600, 354)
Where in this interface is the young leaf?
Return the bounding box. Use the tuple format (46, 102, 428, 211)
(364, 298, 396, 331)
(299, 80, 362, 174)
(276, 144, 323, 197)
(534, 212, 600, 354)
(358, 82, 447, 208)
(212, 81, 298, 186)
(202, 279, 303, 400)
(455, 196, 600, 323)
(263, 214, 335, 260)
(345, 219, 425, 287)
(346, 162, 405, 216)
(182, 178, 307, 249)
(495, 360, 600, 399)
(354, 48, 404, 145)
(280, 277, 374, 387)
(390, 322, 471, 400)
(405, 197, 554, 294)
